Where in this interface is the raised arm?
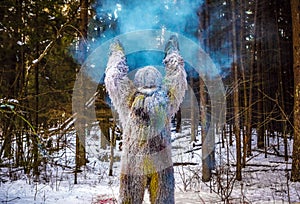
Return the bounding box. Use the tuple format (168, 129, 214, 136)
(104, 40, 136, 123)
(163, 36, 188, 117)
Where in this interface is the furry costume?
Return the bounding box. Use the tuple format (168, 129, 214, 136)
(105, 36, 187, 204)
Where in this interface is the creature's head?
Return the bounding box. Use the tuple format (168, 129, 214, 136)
(133, 66, 162, 89)
(131, 66, 167, 129)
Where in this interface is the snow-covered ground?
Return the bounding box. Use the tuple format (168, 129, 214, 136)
(1, 120, 300, 203)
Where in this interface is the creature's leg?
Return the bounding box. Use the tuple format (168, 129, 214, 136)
(149, 167, 175, 204)
(119, 173, 147, 204)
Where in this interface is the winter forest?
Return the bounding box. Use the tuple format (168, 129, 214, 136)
(1, 0, 300, 203)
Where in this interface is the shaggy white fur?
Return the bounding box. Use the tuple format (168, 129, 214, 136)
(105, 37, 187, 204)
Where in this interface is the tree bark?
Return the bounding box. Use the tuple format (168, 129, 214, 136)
(231, 0, 242, 181)
(190, 78, 197, 142)
(200, 78, 211, 182)
(109, 124, 116, 176)
(239, 0, 248, 168)
(291, 0, 300, 182)
(175, 107, 182, 133)
(246, 0, 258, 157)
(256, 1, 265, 149)
(199, 0, 212, 181)
(75, 0, 89, 183)
(33, 1, 40, 180)
(275, 6, 289, 162)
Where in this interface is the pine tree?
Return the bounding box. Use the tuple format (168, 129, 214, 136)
(0, 0, 80, 177)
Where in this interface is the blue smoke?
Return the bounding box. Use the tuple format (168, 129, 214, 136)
(77, 0, 232, 80)
(90, 0, 204, 73)
(95, 0, 202, 39)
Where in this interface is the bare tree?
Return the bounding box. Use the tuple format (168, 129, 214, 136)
(239, 0, 248, 168)
(190, 78, 197, 142)
(231, 0, 242, 181)
(198, 0, 212, 181)
(246, 0, 259, 158)
(75, 0, 88, 184)
(200, 78, 211, 181)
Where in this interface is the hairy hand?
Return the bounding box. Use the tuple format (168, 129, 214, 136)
(109, 39, 124, 55)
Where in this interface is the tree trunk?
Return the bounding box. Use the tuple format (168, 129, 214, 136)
(231, 0, 242, 181)
(275, 8, 289, 162)
(246, 0, 258, 157)
(75, 0, 89, 183)
(247, 61, 253, 157)
(239, 0, 248, 168)
(175, 107, 182, 133)
(16, 0, 25, 167)
(200, 78, 211, 182)
(199, 1, 212, 181)
(291, 0, 300, 182)
(257, 26, 265, 149)
(79, 0, 88, 64)
(190, 78, 197, 142)
(109, 124, 116, 176)
(33, 2, 40, 180)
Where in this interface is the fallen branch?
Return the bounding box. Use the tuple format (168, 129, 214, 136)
(1, 197, 21, 203)
(269, 161, 292, 164)
(184, 147, 202, 154)
(173, 162, 198, 166)
(252, 149, 292, 159)
(171, 134, 189, 142)
(242, 168, 291, 173)
(184, 142, 222, 154)
(232, 163, 279, 168)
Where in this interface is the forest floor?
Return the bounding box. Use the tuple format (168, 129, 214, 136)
(0, 120, 300, 203)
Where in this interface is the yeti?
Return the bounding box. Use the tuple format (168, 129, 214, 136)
(104, 35, 187, 204)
